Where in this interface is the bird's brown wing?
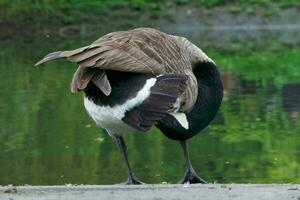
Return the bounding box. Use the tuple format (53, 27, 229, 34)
(35, 29, 172, 94)
(35, 28, 203, 112)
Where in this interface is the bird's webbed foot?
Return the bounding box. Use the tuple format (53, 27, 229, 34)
(178, 167, 207, 184)
(119, 175, 145, 185)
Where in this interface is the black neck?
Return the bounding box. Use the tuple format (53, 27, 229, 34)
(187, 61, 223, 135)
(157, 61, 223, 140)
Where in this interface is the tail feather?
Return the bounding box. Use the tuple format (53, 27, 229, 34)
(35, 51, 64, 66)
(35, 45, 91, 66)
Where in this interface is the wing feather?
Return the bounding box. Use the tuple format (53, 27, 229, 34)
(122, 74, 188, 132)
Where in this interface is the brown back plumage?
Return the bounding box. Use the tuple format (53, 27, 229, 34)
(35, 28, 214, 112)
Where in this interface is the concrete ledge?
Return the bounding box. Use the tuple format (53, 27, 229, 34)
(1, 184, 299, 200)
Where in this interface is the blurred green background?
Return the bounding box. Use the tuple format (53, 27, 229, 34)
(0, 0, 299, 185)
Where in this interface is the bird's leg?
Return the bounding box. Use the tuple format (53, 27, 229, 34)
(178, 140, 207, 184)
(114, 135, 144, 185)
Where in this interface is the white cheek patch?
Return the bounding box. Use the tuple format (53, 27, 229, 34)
(170, 112, 189, 130)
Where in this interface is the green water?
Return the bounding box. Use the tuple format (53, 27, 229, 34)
(0, 32, 299, 185)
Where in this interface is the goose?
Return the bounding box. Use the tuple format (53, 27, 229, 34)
(35, 28, 223, 184)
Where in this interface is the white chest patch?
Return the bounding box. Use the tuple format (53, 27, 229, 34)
(84, 78, 157, 135)
(170, 112, 189, 129)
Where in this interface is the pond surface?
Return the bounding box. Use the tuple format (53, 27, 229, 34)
(0, 27, 299, 185)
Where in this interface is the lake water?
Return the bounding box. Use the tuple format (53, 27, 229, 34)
(0, 26, 299, 185)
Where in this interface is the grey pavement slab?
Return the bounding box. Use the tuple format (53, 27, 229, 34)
(0, 184, 299, 200)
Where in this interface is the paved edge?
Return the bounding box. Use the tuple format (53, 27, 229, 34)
(0, 184, 299, 200)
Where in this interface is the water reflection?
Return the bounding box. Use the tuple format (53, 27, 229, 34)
(0, 31, 299, 185)
(282, 84, 300, 123)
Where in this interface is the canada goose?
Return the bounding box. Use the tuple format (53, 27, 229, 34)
(36, 28, 223, 184)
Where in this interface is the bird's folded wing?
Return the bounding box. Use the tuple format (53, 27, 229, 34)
(36, 32, 165, 75)
(35, 31, 170, 95)
(122, 74, 188, 132)
(35, 28, 200, 105)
